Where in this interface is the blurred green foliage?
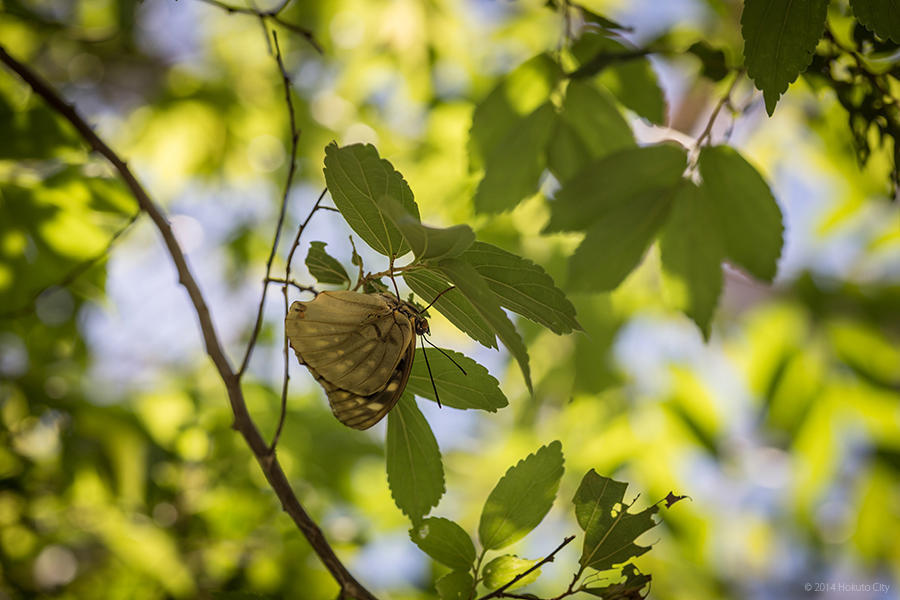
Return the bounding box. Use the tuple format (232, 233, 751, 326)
(1, 0, 899, 599)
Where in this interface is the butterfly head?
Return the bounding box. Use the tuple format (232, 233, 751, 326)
(413, 313, 430, 336)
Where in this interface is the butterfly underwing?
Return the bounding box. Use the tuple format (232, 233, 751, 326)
(285, 290, 429, 430)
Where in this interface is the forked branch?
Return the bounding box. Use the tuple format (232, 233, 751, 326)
(0, 44, 377, 600)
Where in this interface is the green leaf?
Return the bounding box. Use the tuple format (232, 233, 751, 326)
(436, 570, 474, 600)
(659, 183, 724, 339)
(559, 81, 635, 163)
(573, 470, 666, 572)
(546, 118, 592, 183)
(322, 142, 420, 257)
(377, 196, 475, 261)
(304, 242, 350, 286)
(583, 564, 652, 598)
(482, 555, 541, 590)
(403, 268, 497, 349)
(568, 185, 677, 292)
(571, 33, 665, 124)
(851, 0, 900, 43)
(409, 517, 476, 570)
(0, 90, 83, 160)
(699, 146, 783, 282)
(687, 41, 730, 82)
(469, 53, 562, 172)
(545, 144, 686, 233)
(461, 241, 581, 334)
(407, 348, 508, 411)
(741, 0, 829, 115)
(436, 258, 532, 392)
(478, 441, 564, 550)
(473, 102, 556, 214)
(386, 394, 445, 523)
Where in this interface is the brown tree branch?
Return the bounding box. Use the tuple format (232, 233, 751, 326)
(477, 535, 576, 600)
(0, 45, 377, 600)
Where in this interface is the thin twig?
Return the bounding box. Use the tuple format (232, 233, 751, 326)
(0, 209, 140, 319)
(692, 69, 744, 153)
(266, 277, 317, 295)
(239, 30, 301, 378)
(477, 536, 577, 600)
(270, 186, 328, 453)
(196, 0, 322, 53)
(0, 44, 377, 600)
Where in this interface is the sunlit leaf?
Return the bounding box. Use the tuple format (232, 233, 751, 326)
(462, 241, 581, 334)
(469, 53, 562, 172)
(409, 517, 476, 570)
(583, 564, 652, 598)
(404, 268, 497, 348)
(386, 394, 445, 523)
(407, 348, 508, 411)
(436, 258, 532, 392)
(323, 142, 420, 257)
(699, 146, 783, 282)
(436, 570, 474, 600)
(479, 441, 564, 550)
(482, 555, 541, 590)
(304, 241, 350, 286)
(741, 0, 829, 114)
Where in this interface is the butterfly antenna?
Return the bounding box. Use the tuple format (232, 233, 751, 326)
(421, 286, 456, 313)
(423, 335, 467, 375)
(420, 336, 442, 408)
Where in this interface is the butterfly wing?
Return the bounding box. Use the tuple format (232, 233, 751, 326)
(312, 335, 415, 429)
(285, 291, 413, 396)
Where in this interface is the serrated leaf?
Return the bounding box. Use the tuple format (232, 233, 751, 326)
(573, 470, 660, 572)
(482, 555, 541, 590)
(469, 54, 562, 172)
(323, 142, 420, 257)
(304, 241, 350, 286)
(583, 564, 651, 599)
(461, 241, 580, 334)
(409, 517, 476, 570)
(851, 0, 900, 43)
(436, 258, 532, 392)
(386, 394, 444, 523)
(659, 182, 724, 339)
(407, 348, 508, 411)
(404, 269, 496, 348)
(436, 570, 474, 600)
(698, 146, 783, 282)
(478, 441, 564, 550)
(741, 0, 829, 115)
(474, 102, 556, 214)
(560, 80, 635, 162)
(545, 144, 686, 233)
(378, 196, 475, 260)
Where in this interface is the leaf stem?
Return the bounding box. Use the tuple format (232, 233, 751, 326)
(477, 535, 576, 600)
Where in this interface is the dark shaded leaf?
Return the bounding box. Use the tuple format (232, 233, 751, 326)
(407, 348, 508, 411)
(304, 241, 350, 285)
(404, 269, 496, 348)
(741, 0, 829, 114)
(851, 0, 900, 43)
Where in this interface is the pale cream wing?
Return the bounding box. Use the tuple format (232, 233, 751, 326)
(310, 336, 415, 430)
(285, 291, 414, 396)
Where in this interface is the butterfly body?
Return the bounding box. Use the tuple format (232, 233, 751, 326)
(285, 290, 427, 429)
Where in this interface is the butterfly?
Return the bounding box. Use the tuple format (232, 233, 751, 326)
(285, 290, 434, 430)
